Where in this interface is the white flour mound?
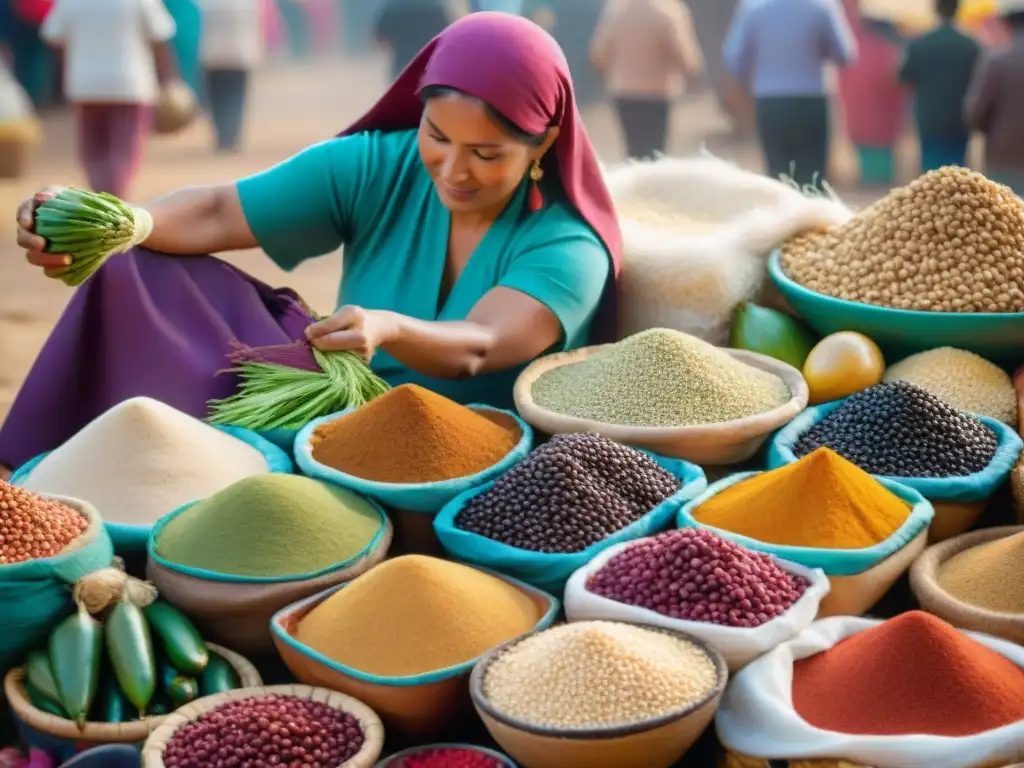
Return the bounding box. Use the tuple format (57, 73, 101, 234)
(20, 397, 270, 524)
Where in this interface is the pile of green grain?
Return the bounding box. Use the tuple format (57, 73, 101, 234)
(154, 474, 383, 578)
(531, 328, 792, 427)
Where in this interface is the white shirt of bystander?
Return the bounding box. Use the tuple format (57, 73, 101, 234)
(197, 0, 264, 70)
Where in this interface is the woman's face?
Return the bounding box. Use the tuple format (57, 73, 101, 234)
(418, 94, 557, 216)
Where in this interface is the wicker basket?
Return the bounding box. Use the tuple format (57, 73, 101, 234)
(141, 684, 384, 768)
(5, 644, 261, 750)
(153, 81, 198, 135)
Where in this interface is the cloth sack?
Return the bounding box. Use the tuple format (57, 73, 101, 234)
(294, 405, 534, 514)
(604, 153, 854, 346)
(0, 497, 114, 672)
(10, 425, 293, 559)
(676, 472, 934, 576)
(768, 400, 1024, 504)
(715, 616, 1024, 768)
(563, 539, 829, 670)
(433, 452, 706, 594)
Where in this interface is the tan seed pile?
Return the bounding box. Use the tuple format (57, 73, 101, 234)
(614, 201, 721, 235)
(481, 621, 718, 729)
(782, 167, 1024, 313)
(883, 347, 1018, 426)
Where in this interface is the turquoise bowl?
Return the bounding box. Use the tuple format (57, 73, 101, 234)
(767, 250, 1024, 365)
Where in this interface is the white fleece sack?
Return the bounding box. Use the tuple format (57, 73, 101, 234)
(715, 616, 1024, 768)
(605, 153, 854, 345)
(563, 539, 830, 671)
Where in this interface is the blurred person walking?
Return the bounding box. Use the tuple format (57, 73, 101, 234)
(40, 0, 177, 199)
(590, 0, 704, 159)
(900, 0, 981, 172)
(198, 0, 263, 153)
(374, 0, 452, 81)
(724, 0, 856, 187)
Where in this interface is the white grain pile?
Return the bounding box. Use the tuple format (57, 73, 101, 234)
(19, 397, 270, 524)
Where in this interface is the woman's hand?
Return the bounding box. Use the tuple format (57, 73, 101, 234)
(16, 186, 72, 270)
(305, 306, 398, 362)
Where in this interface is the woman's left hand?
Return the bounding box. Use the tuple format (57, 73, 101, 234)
(305, 305, 397, 362)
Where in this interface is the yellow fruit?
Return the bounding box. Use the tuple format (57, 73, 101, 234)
(803, 332, 885, 405)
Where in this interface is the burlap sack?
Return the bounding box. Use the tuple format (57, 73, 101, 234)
(910, 525, 1024, 645)
(513, 345, 809, 466)
(147, 521, 392, 654)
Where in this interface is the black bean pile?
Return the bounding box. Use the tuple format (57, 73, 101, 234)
(454, 433, 682, 553)
(161, 695, 365, 768)
(794, 381, 999, 478)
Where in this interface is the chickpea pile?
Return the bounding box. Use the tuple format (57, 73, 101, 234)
(0, 480, 88, 564)
(781, 167, 1024, 313)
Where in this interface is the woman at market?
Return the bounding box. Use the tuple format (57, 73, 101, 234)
(0, 12, 621, 475)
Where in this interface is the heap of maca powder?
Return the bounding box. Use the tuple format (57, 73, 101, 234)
(782, 167, 1024, 313)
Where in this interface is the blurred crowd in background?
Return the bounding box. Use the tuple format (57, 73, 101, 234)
(0, 0, 1022, 199)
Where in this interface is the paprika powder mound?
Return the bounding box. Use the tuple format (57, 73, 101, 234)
(692, 448, 910, 549)
(937, 531, 1024, 613)
(309, 384, 520, 484)
(791, 611, 1024, 737)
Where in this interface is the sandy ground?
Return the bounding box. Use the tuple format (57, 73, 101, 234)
(0, 52, 908, 419)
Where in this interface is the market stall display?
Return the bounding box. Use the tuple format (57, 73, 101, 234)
(514, 330, 808, 464)
(715, 613, 1024, 767)
(911, 526, 1024, 644)
(470, 621, 727, 768)
(678, 448, 933, 616)
(141, 685, 384, 768)
(434, 434, 706, 592)
(12, 397, 291, 556)
(271, 556, 558, 737)
(147, 475, 392, 654)
(770, 383, 1024, 541)
(564, 529, 830, 670)
(802, 332, 885, 405)
(728, 302, 819, 370)
(377, 744, 515, 767)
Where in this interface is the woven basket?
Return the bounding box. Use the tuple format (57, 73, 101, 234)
(513, 345, 808, 466)
(910, 525, 1024, 644)
(141, 684, 384, 768)
(5, 644, 261, 748)
(718, 751, 871, 768)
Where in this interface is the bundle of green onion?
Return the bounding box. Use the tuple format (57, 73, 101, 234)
(207, 344, 390, 431)
(35, 188, 147, 287)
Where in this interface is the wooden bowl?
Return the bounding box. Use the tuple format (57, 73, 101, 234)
(5, 644, 260, 756)
(376, 744, 516, 767)
(271, 570, 559, 740)
(910, 525, 1024, 644)
(470, 624, 728, 768)
(141, 684, 384, 768)
(514, 344, 808, 466)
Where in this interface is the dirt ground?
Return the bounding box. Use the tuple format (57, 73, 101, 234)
(0, 52, 904, 419)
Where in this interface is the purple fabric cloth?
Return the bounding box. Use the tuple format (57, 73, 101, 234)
(0, 250, 312, 470)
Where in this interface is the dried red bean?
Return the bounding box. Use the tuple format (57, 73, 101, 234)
(163, 695, 364, 768)
(586, 528, 808, 628)
(402, 747, 504, 768)
(0, 480, 88, 564)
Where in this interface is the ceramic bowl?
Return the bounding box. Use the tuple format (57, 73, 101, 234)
(375, 743, 516, 767)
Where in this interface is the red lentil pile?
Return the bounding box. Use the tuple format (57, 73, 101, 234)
(792, 611, 1024, 736)
(0, 480, 89, 564)
(161, 695, 365, 768)
(586, 529, 808, 628)
(399, 747, 504, 768)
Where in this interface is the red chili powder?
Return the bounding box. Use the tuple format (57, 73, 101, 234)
(792, 611, 1024, 736)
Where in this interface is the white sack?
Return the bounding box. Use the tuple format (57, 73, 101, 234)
(715, 615, 1024, 768)
(606, 153, 854, 345)
(563, 539, 831, 671)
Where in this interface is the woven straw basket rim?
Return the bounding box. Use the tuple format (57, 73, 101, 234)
(140, 684, 384, 768)
(513, 343, 809, 443)
(909, 525, 1024, 636)
(4, 643, 261, 742)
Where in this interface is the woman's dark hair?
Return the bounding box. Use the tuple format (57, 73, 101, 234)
(421, 85, 548, 147)
(934, 0, 959, 20)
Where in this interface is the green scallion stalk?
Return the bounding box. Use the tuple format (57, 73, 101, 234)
(35, 188, 147, 287)
(207, 348, 390, 431)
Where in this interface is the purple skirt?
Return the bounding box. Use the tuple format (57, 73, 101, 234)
(0, 249, 314, 470)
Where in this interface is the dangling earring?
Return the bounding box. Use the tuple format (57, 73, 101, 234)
(528, 161, 544, 212)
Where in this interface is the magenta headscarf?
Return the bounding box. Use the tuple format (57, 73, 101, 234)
(340, 12, 622, 341)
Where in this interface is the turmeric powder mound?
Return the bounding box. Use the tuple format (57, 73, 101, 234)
(693, 448, 911, 549)
(295, 555, 541, 677)
(309, 384, 520, 483)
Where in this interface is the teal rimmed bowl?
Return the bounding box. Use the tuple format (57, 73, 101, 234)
(768, 249, 1024, 364)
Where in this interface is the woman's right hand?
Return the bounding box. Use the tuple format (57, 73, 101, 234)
(17, 186, 72, 270)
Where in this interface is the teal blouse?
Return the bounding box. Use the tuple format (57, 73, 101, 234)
(236, 128, 611, 409)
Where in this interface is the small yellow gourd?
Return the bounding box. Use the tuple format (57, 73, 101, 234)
(803, 332, 885, 404)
